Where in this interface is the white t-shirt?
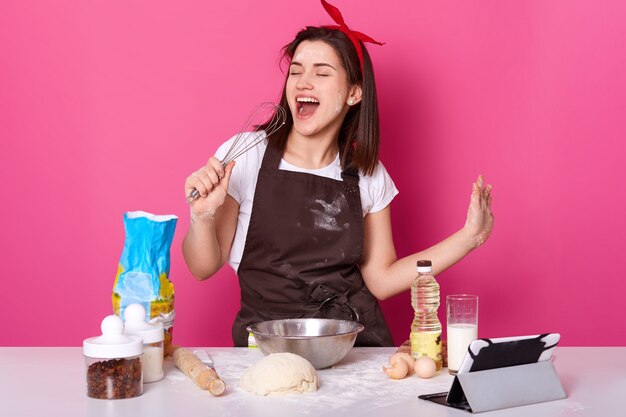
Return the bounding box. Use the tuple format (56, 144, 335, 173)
(214, 132, 399, 272)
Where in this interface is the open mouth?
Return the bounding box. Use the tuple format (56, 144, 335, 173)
(296, 97, 320, 118)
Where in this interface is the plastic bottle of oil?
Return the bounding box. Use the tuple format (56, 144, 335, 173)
(410, 260, 442, 370)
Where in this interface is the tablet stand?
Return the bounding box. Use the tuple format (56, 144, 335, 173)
(446, 360, 567, 413)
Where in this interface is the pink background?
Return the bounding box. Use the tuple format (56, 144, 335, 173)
(1, 1, 624, 347)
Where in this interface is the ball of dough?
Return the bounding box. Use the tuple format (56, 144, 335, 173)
(240, 353, 319, 396)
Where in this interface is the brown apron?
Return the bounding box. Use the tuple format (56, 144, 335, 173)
(233, 141, 393, 347)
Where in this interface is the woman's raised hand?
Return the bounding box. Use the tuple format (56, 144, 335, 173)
(463, 175, 494, 248)
(184, 158, 235, 220)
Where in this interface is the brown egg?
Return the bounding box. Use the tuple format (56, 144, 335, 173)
(382, 357, 409, 379)
(414, 356, 437, 379)
(389, 352, 416, 375)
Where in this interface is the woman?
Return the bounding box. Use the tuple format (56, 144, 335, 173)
(183, 0, 493, 347)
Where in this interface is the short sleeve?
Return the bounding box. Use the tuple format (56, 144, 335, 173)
(361, 161, 399, 214)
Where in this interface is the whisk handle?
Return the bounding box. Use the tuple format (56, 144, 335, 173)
(186, 189, 201, 205)
(186, 163, 226, 205)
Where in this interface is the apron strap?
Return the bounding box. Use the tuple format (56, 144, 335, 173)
(260, 137, 282, 171)
(340, 166, 359, 184)
(309, 274, 364, 322)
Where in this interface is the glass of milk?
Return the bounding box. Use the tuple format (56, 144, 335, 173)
(446, 294, 478, 374)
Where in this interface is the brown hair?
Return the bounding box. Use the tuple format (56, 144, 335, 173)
(261, 26, 380, 176)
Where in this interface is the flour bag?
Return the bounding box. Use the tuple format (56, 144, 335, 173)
(112, 211, 177, 353)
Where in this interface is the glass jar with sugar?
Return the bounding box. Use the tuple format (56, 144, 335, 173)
(123, 303, 165, 383)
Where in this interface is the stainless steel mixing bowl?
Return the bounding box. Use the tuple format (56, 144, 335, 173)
(246, 318, 364, 369)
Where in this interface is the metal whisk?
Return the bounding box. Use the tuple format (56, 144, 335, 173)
(186, 102, 287, 205)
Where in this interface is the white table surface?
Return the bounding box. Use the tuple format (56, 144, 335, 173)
(0, 347, 624, 416)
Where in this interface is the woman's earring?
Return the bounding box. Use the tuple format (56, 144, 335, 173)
(348, 99, 354, 105)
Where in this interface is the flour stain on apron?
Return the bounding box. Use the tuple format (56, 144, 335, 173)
(278, 263, 297, 279)
(310, 192, 349, 231)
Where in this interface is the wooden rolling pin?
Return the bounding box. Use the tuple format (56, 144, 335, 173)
(172, 346, 226, 396)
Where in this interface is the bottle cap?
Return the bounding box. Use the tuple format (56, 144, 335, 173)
(416, 260, 433, 273)
(123, 303, 164, 344)
(83, 315, 143, 358)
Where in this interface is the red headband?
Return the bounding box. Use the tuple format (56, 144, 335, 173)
(321, 0, 384, 75)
